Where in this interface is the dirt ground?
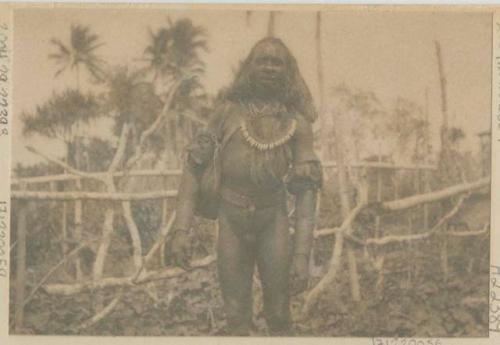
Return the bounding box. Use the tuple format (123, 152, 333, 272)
(9, 192, 490, 337)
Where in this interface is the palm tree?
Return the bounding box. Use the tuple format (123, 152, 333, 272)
(104, 66, 162, 153)
(49, 24, 107, 170)
(144, 18, 207, 87)
(46, 24, 106, 280)
(49, 24, 106, 88)
(143, 18, 208, 165)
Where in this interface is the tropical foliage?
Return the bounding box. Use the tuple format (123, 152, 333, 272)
(22, 89, 101, 145)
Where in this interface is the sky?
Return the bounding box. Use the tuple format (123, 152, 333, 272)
(12, 8, 492, 165)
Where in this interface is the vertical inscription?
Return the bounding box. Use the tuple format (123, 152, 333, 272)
(492, 14, 500, 342)
(0, 22, 7, 137)
(0, 201, 6, 278)
(491, 266, 500, 332)
(0, 19, 9, 281)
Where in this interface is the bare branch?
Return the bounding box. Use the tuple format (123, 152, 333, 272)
(448, 223, 489, 237)
(121, 201, 143, 269)
(126, 77, 187, 169)
(12, 189, 178, 201)
(93, 207, 115, 283)
(108, 123, 130, 173)
(12, 169, 182, 185)
(76, 290, 125, 331)
(144, 211, 176, 264)
(43, 255, 216, 295)
(314, 203, 365, 238)
(25, 146, 106, 184)
(381, 178, 488, 212)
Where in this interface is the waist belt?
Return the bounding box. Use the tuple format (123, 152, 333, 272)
(219, 185, 285, 212)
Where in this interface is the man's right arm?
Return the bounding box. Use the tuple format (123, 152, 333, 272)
(173, 128, 216, 231)
(167, 104, 226, 268)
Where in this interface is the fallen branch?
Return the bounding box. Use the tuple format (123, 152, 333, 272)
(313, 179, 485, 240)
(43, 255, 216, 296)
(323, 161, 437, 171)
(302, 232, 344, 316)
(364, 231, 435, 246)
(77, 212, 176, 332)
(22, 239, 95, 308)
(76, 290, 125, 331)
(303, 103, 362, 315)
(381, 178, 488, 212)
(448, 223, 489, 237)
(353, 195, 467, 247)
(302, 185, 472, 316)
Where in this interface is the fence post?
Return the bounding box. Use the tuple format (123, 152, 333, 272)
(75, 178, 83, 280)
(61, 188, 68, 266)
(375, 143, 382, 239)
(423, 87, 430, 231)
(14, 201, 28, 333)
(160, 175, 169, 267)
(441, 227, 449, 283)
(50, 181, 57, 208)
(374, 144, 385, 295)
(407, 200, 414, 286)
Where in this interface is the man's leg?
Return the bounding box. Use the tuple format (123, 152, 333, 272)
(217, 206, 255, 336)
(256, 205, 292, 335)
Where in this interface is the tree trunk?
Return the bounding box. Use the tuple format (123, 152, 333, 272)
(267, 11, 276, 37)
(435, 41, 449, 154)
(315, 11, 327, 160)
(302, 105, 360, 316)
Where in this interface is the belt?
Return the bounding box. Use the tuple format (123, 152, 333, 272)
(219, 185, 285, 212)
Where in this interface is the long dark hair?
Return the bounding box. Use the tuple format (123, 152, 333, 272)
(224, 37, 317, 123)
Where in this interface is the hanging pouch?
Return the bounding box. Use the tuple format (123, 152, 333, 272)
(195, 126, 240, 220)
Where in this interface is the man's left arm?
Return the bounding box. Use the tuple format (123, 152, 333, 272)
(287, 116, 322, 294)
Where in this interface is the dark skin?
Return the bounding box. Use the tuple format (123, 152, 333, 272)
(250, 42, 287, 100)
(167, 39, 318, 336)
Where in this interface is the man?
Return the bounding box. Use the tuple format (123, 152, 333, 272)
(166, 37, 322, 336)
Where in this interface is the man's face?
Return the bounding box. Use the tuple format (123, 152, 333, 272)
(249, 42, 288, 97)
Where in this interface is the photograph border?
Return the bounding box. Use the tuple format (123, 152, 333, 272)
(0, 3, 499, 344)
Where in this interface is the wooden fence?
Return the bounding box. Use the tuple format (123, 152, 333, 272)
(9, 158, 490, 331)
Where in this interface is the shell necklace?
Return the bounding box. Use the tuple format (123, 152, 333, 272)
(240, 103, 297, 151)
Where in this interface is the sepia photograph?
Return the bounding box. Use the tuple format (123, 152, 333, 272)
(6, 6, 493, 338)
